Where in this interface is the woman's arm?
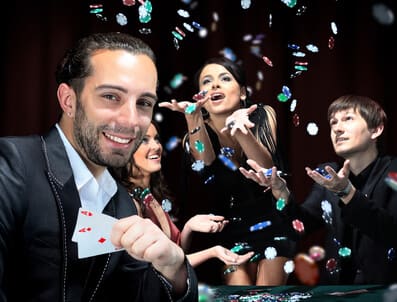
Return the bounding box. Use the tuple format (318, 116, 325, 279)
(187, 245, 254, 267)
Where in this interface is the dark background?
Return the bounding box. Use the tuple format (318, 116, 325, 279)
(1, 0, 396, 284)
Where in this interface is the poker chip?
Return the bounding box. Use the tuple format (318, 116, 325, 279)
(292, 219, 305, 233)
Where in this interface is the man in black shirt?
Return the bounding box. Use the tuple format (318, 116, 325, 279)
(241, 95, 397, 284)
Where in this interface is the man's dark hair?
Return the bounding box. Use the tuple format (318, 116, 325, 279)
(55, 32, 156, 96)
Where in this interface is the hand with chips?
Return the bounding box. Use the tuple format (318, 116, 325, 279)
(183, 214, 228, 234)
(239, 159, 290, 202)
(221, 104, 257, 136)
(158, 89, 209, 116)
(305, 159, 356, 202)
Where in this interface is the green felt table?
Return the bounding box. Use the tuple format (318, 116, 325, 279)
(207, 284, 391, 301)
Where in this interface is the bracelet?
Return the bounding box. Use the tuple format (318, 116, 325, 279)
(139, 187, 151, 200)
(335, 181, 353, 198)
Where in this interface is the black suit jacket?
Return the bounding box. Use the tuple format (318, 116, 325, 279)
(0, 126, 197, 301)
(285, 156, 397, 284)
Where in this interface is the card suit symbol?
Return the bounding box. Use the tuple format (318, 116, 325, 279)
(79, 227, 92, 233)
(98, 237, 107, 244)
(81, 210, 93, 216)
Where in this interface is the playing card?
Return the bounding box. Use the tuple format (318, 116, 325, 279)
(72, 209, 94, 242)
(72, 208, 124, 259)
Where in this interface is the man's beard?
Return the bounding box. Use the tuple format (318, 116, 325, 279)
(73, 98, 143, 168)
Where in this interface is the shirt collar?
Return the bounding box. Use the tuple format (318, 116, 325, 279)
(55, 124, 117, 212)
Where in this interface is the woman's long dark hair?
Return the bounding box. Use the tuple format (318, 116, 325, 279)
(111, 120, 175, 205)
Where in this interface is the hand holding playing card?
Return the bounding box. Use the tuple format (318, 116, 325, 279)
(72, 208, 125, 259)
(111, 215, 187, 291)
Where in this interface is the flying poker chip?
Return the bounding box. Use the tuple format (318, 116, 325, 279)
(218, 154, 237, 171)
(262, 56, 274, 67)
(177, 9, 190, 18)
(325, 258, 339, 274)
(280, 0, 297, 8)
(385, 172, 397, 191)
(306, 122, 319, 136)
(328, 36, 335, 50)
(249, 220, 272, 232)
(241, 0, 251, 9)
(294, 65, 308, 71)
(330, 21, 338, 35)
(257, 70, 264, 81)
(387, 248, 396, 261)
(169, 73, 186, 89)
(198, 27, 208, 38)
(172, 30, 184, 41)
(276, 198, 286, 211)
(282, 85, 292, 98)
(294, 253, 319, 286)
(165, 136, 181, 151)
(292, 219, 305, 233)
(183, 22, 194, 32)
(116, 13, 128, 26)
(321, 200, 333, 224)
(264, 246, 277, 259)
(309, 245, 325, 261)
(172, 38, 180, 50)
(220, 47, 237, 61)
(321, 200, 332, 213)
(292, 51, 306, 57)
(288, 43, 300, 50)
(292, 113, 300, 127)
(277, 93, 289, 102)
(338, 247, 351, 258)
(153, 112, 163, 123)
(122, 0, 135, 6)
(277, 85, 291, 102)
(250, 45, 261, 58)
(89, 4, 103, 14)
(372, 3, 395, 25)
(138, 3, 152, 23)
(290, 99, 297, 112)
(284, 260, 295, 274)
(306, 44, 319, 53)
(161, 199, 172, 212)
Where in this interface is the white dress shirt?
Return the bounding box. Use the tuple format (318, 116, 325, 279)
(56, 124, 117, 213)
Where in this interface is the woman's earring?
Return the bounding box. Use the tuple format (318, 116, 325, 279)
(240, 99, 247, 108)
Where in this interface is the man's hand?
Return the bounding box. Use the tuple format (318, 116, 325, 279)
(111, 215, 187, 293)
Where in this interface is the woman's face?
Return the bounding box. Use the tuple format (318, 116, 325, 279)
(198, 63, 245, 116)
(132, 123, 163, 176)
